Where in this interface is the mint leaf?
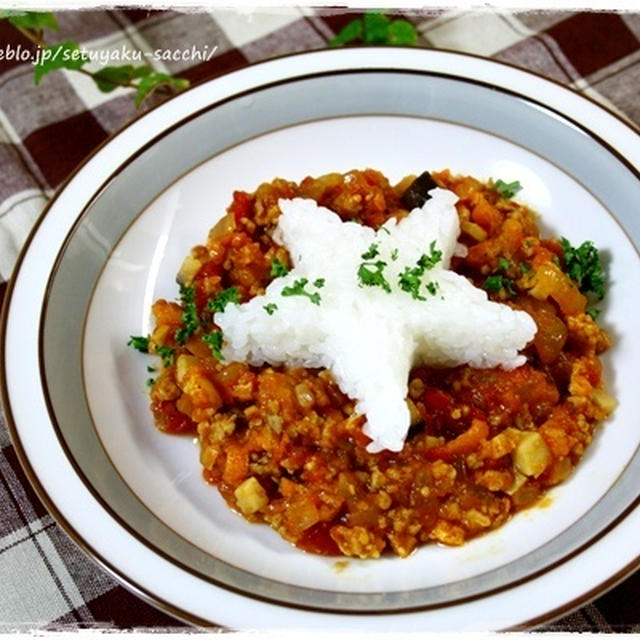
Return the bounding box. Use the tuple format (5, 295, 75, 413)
(7, 11, 58, 31)
(93, 64, 151, 92)
(34, 41, 88, 85)
(134, 72, 190, 107)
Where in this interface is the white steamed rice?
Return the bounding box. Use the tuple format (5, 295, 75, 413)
(215, 188, 537, 452)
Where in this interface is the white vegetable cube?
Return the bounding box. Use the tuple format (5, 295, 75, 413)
(234, 477, 268, 515)
(514, 432, 551, 478)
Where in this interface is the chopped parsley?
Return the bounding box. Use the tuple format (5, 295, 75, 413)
(398, 265, 427, 301)
(313, 278, 325, 288)
(416, 241, 442, 271)
(560, 237, 606, 300)
(128, 335, 150, 353)
(494, 179, 522, 199)
(357, 260, 391, 293)
(207, 286, 241, 313)
(263, 303, 278, 315)
(483, 274, 516, 296)
(586, 307, 601, 320)
(146, 377, 155, 387)
(361, 243, 380, 260)
(391, 248, 399, 261)
(155, 345, 175, 367)
(398, 242, 442, 301)
(519, 261, 531, 274)
(281, 278, 322, 305)
(175, 284, 199, 344)
(270, 257, 289, 278)
(202, 330, 224, 360)
(497, 257, 511, 272)
(425, 281, 439, 296)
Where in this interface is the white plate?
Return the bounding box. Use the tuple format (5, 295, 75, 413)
(3, 48, 640, 631)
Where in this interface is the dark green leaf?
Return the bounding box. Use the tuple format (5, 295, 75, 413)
(388, 19, 417, 45)
(7, 11, 58, 31)
(202, 330, 224, 360)
(281, 278, 322, 305)
(93, 64, 152, 92)
(174, 284, 199, 344)
(128, 335, 150, 353)
(34, 41, 88, 85)
(493, 179, 522, 199)
(560, 237, 606, 300)
(363, 12, 391, 44)
(270, 257, 289, 278)
(263, 303, 278, 315)
(328, 18, 363, 47)
(135, 72, 190, 107)
(155, 345, 175, 367)
(207, 287, 241, 313)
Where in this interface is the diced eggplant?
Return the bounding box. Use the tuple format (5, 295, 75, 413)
(401, 171, 439, 210)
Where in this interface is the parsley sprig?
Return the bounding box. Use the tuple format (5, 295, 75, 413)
(270, 257, 289, 278)
(357, 244, 392, 293)
(207, 287, 240, 313)
(202, 330, 224, 360)
(493, 179, 522, 199)
(175, 284, 199, 344)
(560, 238, 606, 300)
(281, 278, 323, 305)
(397, 241, 442, 301)
(483, 256, 517, 296)
(128, 335, 150, 353)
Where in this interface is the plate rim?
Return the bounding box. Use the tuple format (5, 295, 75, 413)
(3, 46, 640, 630)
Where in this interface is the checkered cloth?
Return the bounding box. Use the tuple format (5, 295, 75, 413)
(1, 8, 640, 631)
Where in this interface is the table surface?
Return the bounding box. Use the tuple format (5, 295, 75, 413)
(1, 7, 640, 632)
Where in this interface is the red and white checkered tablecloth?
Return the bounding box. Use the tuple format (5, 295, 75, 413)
(1, 7, 640, 631)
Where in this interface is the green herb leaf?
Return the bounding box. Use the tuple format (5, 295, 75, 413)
(391, 248, 399, 261)
(313, 278, 325, 289)
(560, 237, 606, 300)
(135, 72, 190, 107)
(175, 285, 199, 344)
(519, 261, 531, 274)
(207, 287, 241, 313)
(387, 18, 417, 45)
(425, 281, 439, 296)
(128, 335, 150, 353)
(281, 278, 322, 305)
(328, 18, 364, 47)
(34, 41, 88, 85)
(363, 12, 391, 44)
(7, 11, 58, 30)
(483, 274, 516, 296)
(397, 244, 442, 301)
(92, 64, 152, 92)
(202, 331, 224, 360)
(586, 307, 601, 320)
(398, 266, 426, 301)
(270, 257, 289, 278)
(498, 257, 511, 272)
(357, 260, 391, 293)
(361, 243, 380, 260)
(493, 179, 522, 199)
(263, 303, 278, 315)
(417, 241, 442, 271)
(155, 345, 175, 367)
